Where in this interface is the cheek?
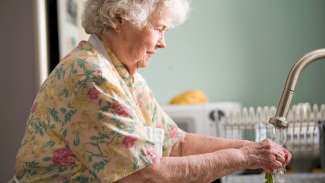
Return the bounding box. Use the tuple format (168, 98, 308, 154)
(144, 31, 160, 48)
(131, 31, 160, 59)
(137, 40, 155, 57)
(129, 43, 145, 58)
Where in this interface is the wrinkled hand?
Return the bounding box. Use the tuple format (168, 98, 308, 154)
(240, 139, 292, 172)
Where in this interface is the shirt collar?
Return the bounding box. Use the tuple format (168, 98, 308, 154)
(88, 34, 134, 87)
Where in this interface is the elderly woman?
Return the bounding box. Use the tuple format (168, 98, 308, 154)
(15, 0, 291, 182)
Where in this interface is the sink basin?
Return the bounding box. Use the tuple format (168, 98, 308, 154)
(222, 173, 325, 183)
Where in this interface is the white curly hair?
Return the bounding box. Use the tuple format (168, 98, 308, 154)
(82, 0, 190, 34)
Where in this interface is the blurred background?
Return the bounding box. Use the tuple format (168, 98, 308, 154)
(142, 0, 325, 106)
(1, 0, 325, 181)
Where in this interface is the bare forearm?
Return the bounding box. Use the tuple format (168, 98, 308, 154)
(117, 148, 247, 183)
(179, 133, 252, 156)
(117, 139, 292, 183)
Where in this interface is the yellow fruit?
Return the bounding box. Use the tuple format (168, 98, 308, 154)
(169, 90, 208, 105)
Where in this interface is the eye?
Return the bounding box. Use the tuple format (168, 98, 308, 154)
(155, 26, 167, 33)
(154, 27, 163, 33)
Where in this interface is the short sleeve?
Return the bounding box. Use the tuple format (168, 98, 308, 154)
(65, 71, 160, 182)
(152, 98, 186, 156)
(133, 74, 186, 156)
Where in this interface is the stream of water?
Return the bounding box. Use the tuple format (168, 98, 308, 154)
(267, 127, 287, 183)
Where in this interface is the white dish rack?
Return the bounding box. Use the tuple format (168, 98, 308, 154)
(219, 103, 325, 182)
(219, 103, 325, 157)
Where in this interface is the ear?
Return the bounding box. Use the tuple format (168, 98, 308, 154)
(113, 15, 125, 33)
(116, 14, 124, 24)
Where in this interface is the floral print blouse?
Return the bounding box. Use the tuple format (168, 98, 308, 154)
(15, 35, 184, 183)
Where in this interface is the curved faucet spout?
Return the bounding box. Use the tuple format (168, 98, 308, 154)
(269, 49, 325, 128)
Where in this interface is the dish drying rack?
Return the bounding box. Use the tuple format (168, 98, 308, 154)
(218, 103, 325, 157)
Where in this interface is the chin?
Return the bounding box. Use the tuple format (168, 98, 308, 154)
(138, 60, 150, 68)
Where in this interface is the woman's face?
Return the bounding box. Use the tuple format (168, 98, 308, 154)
(103, 10, 170, 74)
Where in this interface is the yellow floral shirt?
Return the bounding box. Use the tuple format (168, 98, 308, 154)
(15, 35, 184, 183)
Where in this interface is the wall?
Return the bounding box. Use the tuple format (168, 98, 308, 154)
(141, 0, 325, 106)
(0, 0, 36, 181)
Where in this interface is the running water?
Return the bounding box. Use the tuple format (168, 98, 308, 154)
(266, 127, 287, 183)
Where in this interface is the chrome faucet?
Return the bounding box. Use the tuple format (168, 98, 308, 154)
(269, 49, 325, 128)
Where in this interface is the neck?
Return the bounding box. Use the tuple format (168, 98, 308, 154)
(98, 33, 137, 75)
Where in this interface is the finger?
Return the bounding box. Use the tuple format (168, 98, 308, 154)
(262, 154, 282, 170)
(264, 160, 282, 172)
(268, 148, 285, 161)
(285, 149, 292, 164)
(274, 153, 286, 164)
(261, 138, 272, 147)
(271, 160, 283, 170)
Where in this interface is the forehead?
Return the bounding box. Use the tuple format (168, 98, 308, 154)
(148, 8, 172, 27)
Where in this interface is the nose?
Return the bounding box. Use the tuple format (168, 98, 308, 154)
(157, 35, 166, 49)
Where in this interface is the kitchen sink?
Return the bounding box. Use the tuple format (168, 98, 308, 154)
(222, 173, 325, 183)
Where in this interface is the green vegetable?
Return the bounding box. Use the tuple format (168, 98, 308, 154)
(265, 173, 273, 183)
